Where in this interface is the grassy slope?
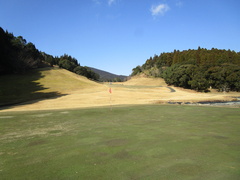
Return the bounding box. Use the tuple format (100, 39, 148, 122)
(0, 67, 101, 106)
(0, 105, 239, 179)
(1, 70, 239, 111)
(36, 67, 101, 93)
(123, 76, 167, 86)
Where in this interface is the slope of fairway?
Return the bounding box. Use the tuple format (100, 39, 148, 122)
(123, 75, 167, 86)
(1, 72, 239, 112)
(0, 67, 103, 106)
(35, 67, 102, 93)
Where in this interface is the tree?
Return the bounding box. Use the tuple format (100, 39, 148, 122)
(131, 66, 142, 76)
(59, 59, 76, 71)
(133, 47, 240, 92)
(73, 66, 99, 81)
(0, 27, 99, 81)
(0, 28, 44, 74)
(189, 70, 209, 92)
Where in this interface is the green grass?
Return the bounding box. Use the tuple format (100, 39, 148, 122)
(0, 105, 240, 179)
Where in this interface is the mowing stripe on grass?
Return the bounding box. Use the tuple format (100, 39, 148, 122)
(0, 116, 14, 119)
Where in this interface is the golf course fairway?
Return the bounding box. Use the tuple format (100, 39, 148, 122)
(0, 105, 239, 179)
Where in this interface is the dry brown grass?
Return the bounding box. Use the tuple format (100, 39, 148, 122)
(36, 68, 101, 93)
(123, 75, 167, 86)
(2, 70, 239, 112)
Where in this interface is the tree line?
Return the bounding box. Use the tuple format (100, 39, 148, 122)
(132, 47, 240, 92)
(42, 53, 99, 80)
(0, 27, 44, 74)
(0, 27, 99, 80)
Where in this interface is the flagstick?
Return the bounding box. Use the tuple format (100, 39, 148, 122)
(109, 87, 112, 111)
(110, 93, 112, 111)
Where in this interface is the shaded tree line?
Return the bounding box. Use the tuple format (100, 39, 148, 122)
(0, 27, 44, 74)
(0, 27, 99, 81)
(132, 47, 240, 92)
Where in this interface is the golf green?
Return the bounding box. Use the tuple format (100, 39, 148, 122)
(0, 105, 239, 179)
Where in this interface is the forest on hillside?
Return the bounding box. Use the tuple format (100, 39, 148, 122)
(132, 47, 240, 92)
(0, 27, 99, 80)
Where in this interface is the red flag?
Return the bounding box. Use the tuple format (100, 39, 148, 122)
(109, 88, 112, 93)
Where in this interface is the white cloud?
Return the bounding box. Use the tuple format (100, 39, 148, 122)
(108, 0, 116, 6)
(151, 3, 170, 16)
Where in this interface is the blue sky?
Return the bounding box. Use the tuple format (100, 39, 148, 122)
(1, 0, 240, 75)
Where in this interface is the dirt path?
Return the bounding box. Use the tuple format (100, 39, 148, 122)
(166, 87, 176, 92)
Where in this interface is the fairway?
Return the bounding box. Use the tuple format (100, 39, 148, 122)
(1, 67, 239, 112)
(1, 105, 240, 179)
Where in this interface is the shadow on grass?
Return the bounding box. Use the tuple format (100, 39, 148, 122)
(0, 68, 67, 110)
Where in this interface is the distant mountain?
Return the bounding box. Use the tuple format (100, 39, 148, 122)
(88, 67, 128, 82)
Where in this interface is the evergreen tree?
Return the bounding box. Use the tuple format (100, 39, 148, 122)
(134, 47, 240, 92)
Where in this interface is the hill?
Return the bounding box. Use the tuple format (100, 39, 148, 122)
(132, 47, 240, 92)
(0, 67, 102, 106)
(88, 67, 128, 82)
(0, 27, 99, 81)
(1, 72, 239, 112)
